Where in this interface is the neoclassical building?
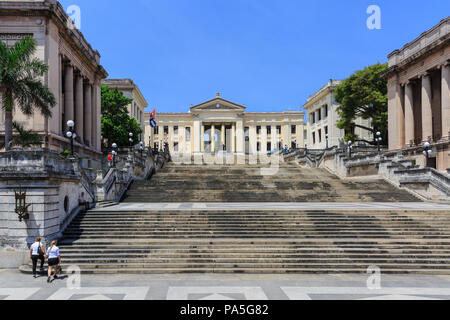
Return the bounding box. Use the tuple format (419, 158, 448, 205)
(303, 80, 373, 150)
(102, 79, 148, 139)
(144, 94, 305, 156)
(0, 0, 108, 168)
(385, 17, 449, 171)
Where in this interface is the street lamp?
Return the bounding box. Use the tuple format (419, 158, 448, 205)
(375, 131, 383, 153)
(139, 141, 144, 157)
(66, 120, 76, 157)
(112, 143, 118, 167)
(348, 140, 353, 158)
(423, 142, 432, 168)
(129, 132, 134, 151)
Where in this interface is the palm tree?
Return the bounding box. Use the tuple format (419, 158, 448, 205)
(0, 36, 56, 151)
(11, 122, 42, 148)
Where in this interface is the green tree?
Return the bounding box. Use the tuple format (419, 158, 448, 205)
(11, 122, 42, 148)
(101, 85, 142, 148)
(0, 36, 56, 150)
(334, 63, 388, 145)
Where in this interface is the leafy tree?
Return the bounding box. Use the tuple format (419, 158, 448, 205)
(0, 36, 56, 150)
(11, 121, 41, 148)
(101, 85, 142, 148)
(334, 63, 388, 145)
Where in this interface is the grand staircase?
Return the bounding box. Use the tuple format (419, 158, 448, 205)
(21, 162, 450, 274)
(123, 162, 418, 202)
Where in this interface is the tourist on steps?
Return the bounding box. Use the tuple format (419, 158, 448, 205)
(30, 237, 46, 278)
(45, 240, 61, 283)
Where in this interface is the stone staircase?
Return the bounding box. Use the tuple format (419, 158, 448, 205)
(21, 162, 450, 275)
(123, 162, 418, 203)
(21, 209, 450, 274)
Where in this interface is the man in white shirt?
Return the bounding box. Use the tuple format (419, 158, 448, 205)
(29, 237, 46, 278)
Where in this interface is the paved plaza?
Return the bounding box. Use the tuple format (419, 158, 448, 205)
(2, 269, 450, 300)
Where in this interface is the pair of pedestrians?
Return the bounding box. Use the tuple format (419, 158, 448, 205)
(29, 237, 61, 282)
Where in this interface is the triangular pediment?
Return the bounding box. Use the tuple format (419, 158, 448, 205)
(190, 94, 246, 112)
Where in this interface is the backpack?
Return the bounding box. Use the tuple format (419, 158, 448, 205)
(37, 242, 44, 256)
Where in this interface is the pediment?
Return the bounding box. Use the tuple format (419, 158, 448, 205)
(190, 95, 246, 112)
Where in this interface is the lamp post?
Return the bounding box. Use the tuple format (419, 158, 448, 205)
(348, 140, 353, 158)
(66, 120, 76, 157)
(129, 132, 134, 152)
(112, 143, 118, 167)
(375, 131, 383, 153)
(423, 142, 432, 168)
(139, 141, 144, 157)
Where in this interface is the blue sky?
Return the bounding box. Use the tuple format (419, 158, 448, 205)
(59, 0, 450, 114)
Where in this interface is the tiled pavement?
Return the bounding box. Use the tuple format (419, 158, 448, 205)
(2, 270, 450, 300)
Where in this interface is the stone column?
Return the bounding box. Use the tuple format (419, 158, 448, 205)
(236, 120, 244, 154)
(64, 63, 74, 127)
(74, 73, 84, 142)
(388, 80, 405, 149)
(201, 124, 205, 152)
(231, 123, 236, 153)
(421, 72, 433, 142)
(271, 125, 277, 151)
(221, 123, 226, 149)
(193, 120, 201, 153)
(442, 62, 450, 140)
(249, 125, 257, 154)
(404, 81, 415, 146)
(261, 125, 267, 152)
(211, 124, 215, 153)
(83, 82, 92, 146)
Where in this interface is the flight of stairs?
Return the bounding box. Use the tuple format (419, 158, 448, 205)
(21, 162, 450, 275)
(21, 209, 450, 274)
(123, 162, 419, 202)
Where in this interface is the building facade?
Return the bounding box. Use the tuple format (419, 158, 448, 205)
(102, 79, 148, 139)
(145, 93, 305, 156)
(0, 0, 108, 167)
(385, 17, 449, 172)
(303, 80, 373, 150)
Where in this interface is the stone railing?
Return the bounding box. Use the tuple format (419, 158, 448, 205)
(0, 148, 168, 253)
(285, 146, 449, 201)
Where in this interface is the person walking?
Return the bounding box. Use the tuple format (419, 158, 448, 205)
(45, 240, 61, 283)
(30, 237, 46, 278)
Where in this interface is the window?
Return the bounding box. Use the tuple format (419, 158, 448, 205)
(185, 127, 191, 141)
(154, 126, 159, 135)
(312, 132, 316, 144)
(325, 126, 328, 137)
(267, 142, 272, 151)
(291, 141, 296, 149)
(278, 142, 282, 150)
(318, 129, 322, 143)
(291, 125, 296, 134)
(318, 110, 322, 121)
(256, 126, 261, 135)
(311, 113, 315, 124)
(267, 126, 271, 134)
(173, 142, 179, 152)
(164, 126, 169, 135)
(257, 142, 261, 151)
(276, 126, 281, 135)
(324, 105, 328, 118)
(174, 126, 179, 135)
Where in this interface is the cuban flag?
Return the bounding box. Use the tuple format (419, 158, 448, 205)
(149, 109, 157, 128)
